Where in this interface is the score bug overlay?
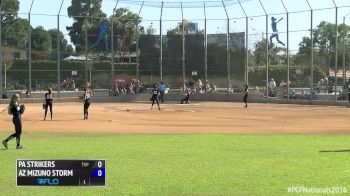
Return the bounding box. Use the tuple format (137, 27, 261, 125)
(16, 160, 106, 186)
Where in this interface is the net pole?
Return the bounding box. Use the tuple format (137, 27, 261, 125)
(281, 0, 289, 100)
(204, 2, 208, 86)
(258, 0, 268, 102)
(28, 0, 34, 94)
(222, 0, 230, 94)
(57, 0, 64, 97)
(111, 18, 114, 86)
(333, 0, 338, 101)
(136, 2, 144, 80)
(57, 15, 61, 97)
(111, 1, 119, 89)
(28, 13, 32, 93)
(0, 0, 4, 97)
(181, 2, 185, 89)
(238, 0, 248, 86)
(343, 16, 347, 87)
(160, 2, 164, 83)
(344, 13, 350, 87)
(306, 0, 313, 100)
(0, 13, 3, 97)
(85, 15, 88, 83)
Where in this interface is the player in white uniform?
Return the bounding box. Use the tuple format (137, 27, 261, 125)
(83, 82, 93, 120)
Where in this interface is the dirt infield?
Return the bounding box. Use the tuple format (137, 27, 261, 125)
(0, 102, 349, 134)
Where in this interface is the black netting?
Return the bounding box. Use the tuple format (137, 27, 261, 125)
(185, 34, 204, 82)
(114, 0, 251, 8)
(162, 35, 183, 87)
(230, 32, 245, 79)
(139, 34, 161, 83)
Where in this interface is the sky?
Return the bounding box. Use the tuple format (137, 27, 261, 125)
(17, 0, 350, 53)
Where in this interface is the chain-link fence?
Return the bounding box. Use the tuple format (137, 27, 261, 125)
(1, 0, 350, 101)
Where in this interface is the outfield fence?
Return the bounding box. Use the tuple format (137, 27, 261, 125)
(0, 0, 350, 102)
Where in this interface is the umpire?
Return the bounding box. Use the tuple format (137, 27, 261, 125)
(2, 94, 25, 149)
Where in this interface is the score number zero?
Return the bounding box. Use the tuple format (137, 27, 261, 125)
(97, 161, 103, 177)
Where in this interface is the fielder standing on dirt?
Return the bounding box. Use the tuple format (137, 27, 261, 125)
(2, 94, 25, 149)
(43, 88, 54, 120)
(150, 84, 161, 110)
(83, 82, 93, 120)
(243, 85, 248, 108)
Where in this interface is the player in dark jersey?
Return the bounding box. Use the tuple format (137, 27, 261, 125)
(150, 85, 160, 110)
(44, 88, 54, 120)
(83, 82, 93, 120)
(243, 85, 248, 108)
(181, 87, 190, 104)
(2, 94, 24, 149)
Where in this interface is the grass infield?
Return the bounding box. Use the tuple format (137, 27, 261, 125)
(0, 132, 349, 195)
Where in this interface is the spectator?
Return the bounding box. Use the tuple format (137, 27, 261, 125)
(127, 83, 135, 94)
(280, 80, 286, 87)
(269, 78, 276, 89)
(139, 81, 144, 93)
(25, 90, 30, 98)
(318, 79, 324, 93)
(323, 78, 329, 93)
(197, 79, 203, 93)
(181, 87, 190, 104)
(290, 90, 296, 99)
(205, 80, 211, 93)
(70, 78, 76, 89)
(229, 80, 233, 93)
(255, 86, 260, 94)
(210, 83, 217, 93)
(287, 80, 291, 86)
(269, 78, 277, 96)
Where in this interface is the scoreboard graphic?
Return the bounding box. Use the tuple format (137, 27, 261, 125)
(16, 160, 106, 186)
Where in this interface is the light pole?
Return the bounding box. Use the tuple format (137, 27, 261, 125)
(343, 12, 350, 87)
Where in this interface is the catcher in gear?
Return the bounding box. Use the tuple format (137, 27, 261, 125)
(2, 94, 24, 149)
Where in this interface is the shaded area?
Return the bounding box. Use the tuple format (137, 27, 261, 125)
(319, 150, 350, 153)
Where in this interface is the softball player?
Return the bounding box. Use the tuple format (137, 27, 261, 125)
(83, 82, 93, 120)
(243, 85, 248, 108)
(150, 85, 160, 110)
(270, 17, 285, 47)
(181, 88, 190, 104)
(44, 88, 54, 120)
(2, 94, 25, 149)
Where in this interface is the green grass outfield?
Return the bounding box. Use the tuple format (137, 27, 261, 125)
(0, 132, 350, 195)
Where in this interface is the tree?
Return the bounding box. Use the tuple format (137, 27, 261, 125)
(0, 0, 19, 24)
(31, 26, 51, 51)
(2, 17, 28, 47)
(294, 21, 350, 71)
(48, 29, 73, 54)
(167, 20, 203, 35)
(145, 24, 156, 35)
(66, 0, 106, 52)
(110, 7, 142, 59)
(251, 38, 284, 66)
(0, 0, 28, 47)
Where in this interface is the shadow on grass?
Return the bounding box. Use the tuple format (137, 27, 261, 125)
(319, 150, 350, 153)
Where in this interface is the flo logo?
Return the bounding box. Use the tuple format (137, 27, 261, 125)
(36, 178, 59, 185)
